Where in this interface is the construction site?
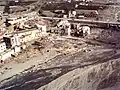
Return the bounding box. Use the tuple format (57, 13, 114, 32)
(0, 0, 120, 90)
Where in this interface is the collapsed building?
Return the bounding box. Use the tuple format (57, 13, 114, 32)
(49, 19, 91, 37)
(0, 27, 47, 61)
(0, 15, 47, 61)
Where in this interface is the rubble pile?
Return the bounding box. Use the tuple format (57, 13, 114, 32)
(0, 0, 120, 90)
(0, 33, 120, 90)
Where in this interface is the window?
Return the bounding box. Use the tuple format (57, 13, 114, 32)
(39, 27, 42, 32)
(11, 39, 14, 44)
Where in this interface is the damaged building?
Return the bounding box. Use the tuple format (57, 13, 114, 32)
(50, 19, 91, 37)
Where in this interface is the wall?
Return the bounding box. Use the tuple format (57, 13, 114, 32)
(0, 41, 6, 53)
(0, 49, 14, 61)
(36, 24, 47, 33)
(18, 29, 44, 44)
(14, 46, 21, 53)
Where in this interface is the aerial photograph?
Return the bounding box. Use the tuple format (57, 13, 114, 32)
(0, 0, 120, 90)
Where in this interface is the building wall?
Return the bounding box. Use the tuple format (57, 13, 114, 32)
(3, 34, 21, 48)
(0, 41, 6, 53)
(10, 36, 16, 48)
(36, 24, 47, 33)
(14, 46, 21, 53)
(18, 29, 42, 44)
(0, 49, 14, 61)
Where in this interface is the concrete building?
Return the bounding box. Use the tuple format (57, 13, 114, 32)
(0, 21, 47, 61)
(18, 29, 42, 44)
(3, 34, 20, 48)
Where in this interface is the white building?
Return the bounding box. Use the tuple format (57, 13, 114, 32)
(3, 34, 20, 48)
